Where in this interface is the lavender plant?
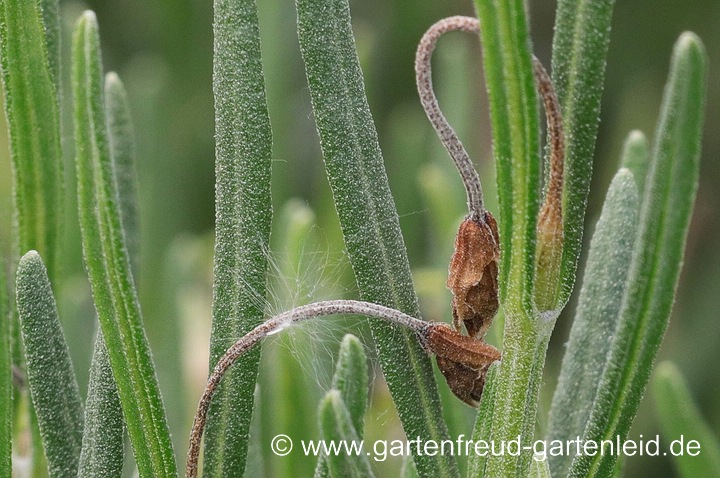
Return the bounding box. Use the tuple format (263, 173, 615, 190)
(0, 0, 711, 477)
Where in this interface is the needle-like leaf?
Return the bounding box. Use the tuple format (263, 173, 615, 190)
(315, 334, 369, 478)
(547, 169, 640, 477)
(16, 251, 83, 478)
(567, 32, 706, 478)
(77, 334, 124, 478)
(319, 391, 375, 478)
(0, 260, 10, 477)
(295, 0, 457, 476)
(0, 0, 63, 280)
(653, 362, 720, 478)
(72, 11, 177, 477)
(77, 71, 139, 478)
(204, 0, 273, 474)
(551, 0, 616, 305)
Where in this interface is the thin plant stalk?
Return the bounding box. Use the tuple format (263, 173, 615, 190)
(186, 301, 426, 478)
(415, 16, 564, 231)
(415, 16, 487, 219)
(186, 300, 500, 478)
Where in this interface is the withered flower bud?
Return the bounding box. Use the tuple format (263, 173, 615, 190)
(533, 58, 565, 312)
(446, 211, 500, 340)
(424, 323, 501, 406)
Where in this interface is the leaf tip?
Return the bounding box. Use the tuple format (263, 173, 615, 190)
(80, 9, 98, 26)
(614, 167, 636, 184)
(626, 129, 647, 145)
(676, 31, 704, 52)
(674, 32, 707, 70)
(105, 71, 121, 88)
(339, 333, 363, 352)
(19, 250, 41, 263)
(320, 389, 343, 415)
(17, 250, 45, 278)
(653, 360, 679, 384)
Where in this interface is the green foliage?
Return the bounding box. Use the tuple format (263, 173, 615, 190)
(551, 0, 616, 305)
(105, 72, 140, 272)
(203, 0, 273, 474)
(0, 260, 8, 478)
(472, 0, 540, 307)
(0, 0, 63, 279)
(16, 251, 83, 478)
(318, 390, 375, 478)
(316, 334, 370, 478)
(653, 362, 720, 477)
(547, 169, 640, 477)
(331, 335, 368, 435)
(0, 1, 711, 477)
(295, 0, 457, 476)
(564, 33, 707, 478)
(76, 69, 139, 478)
(72, 11, 176, 477)
(469, 0, 552, 476)
(77, 334, 124, 478)
(0, 1, 64, 466)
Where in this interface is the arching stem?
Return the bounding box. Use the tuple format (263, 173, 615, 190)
(415, 15, 565, 223)
(185, 299, 500, 477)
(416, 15, 486, 220)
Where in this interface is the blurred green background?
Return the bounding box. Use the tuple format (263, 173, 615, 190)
(0, 0, 717, 477)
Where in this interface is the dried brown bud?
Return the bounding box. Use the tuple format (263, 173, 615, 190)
(446, 211, 500, 339)
(533, 58, 565, 311)
(424, 323, 500, 406)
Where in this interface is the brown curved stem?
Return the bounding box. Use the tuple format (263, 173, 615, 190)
(185, 300, 429, 478)
(415, 16, 565, 221)
(416, 16, 485, 220)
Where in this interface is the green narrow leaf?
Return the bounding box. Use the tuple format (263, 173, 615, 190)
(546, 169, 639, 478)
(16, 251, 83, 477)
(0, 0, 63, 280)
(72, 11, 177, 478)
(400, 456, 420, 478)
(1, 2, 64, 466)
(0, 260, 10, 477)
(653, 362, 720, 478)
(106, 70, 184, 454)
(204, 0, 273, 475)
(528, 459, 552, 478)
(470, 0, 549, 476)
(331, 334, 368, 435)
(551, 0, 616, 305)
(105, 72, 140, 272)
(569, 33, 707, 478)
(316, 334, 369, 478)
(319, 391, 376, 478)
(619, 130, 650, 196)
(38, 0, 60, 91)
(76, 70, 140, 478)
(467, 363, 498, 478)
(295, 1, 457, 477)
(77, 334, 124, 478)
(473, 0, 540, 307)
